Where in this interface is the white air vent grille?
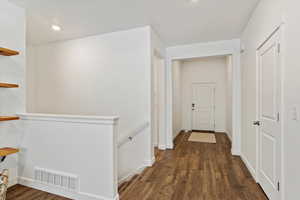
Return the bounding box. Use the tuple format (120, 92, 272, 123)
(34, 167, 78, 191)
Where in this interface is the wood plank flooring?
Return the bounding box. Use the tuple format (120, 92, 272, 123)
(119, 132, 268, 200)
(7, 184, 71, 200)
(6, 132, 267, 200)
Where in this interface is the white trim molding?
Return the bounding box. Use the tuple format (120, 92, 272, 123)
(165, 39, 242, 155)
(231, 148, 241, 157)
(118, 165, 146, 185)
(118, 157, 155, 185)
(158, 144, 167, 150)
(166, 143, 173, 149)
(8, 177, 18, 188)
(214, 129, 228, 133)
(144, 156, 156, 167)
(240, 154, 257, 182)
(17, 113, 119, 125)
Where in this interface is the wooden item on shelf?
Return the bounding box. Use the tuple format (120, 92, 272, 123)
(0, 83, 18, 88)
(0, 169, 9, 200)
(0, 148, 19, 157)
(0, 116, 20, 122)
(0, 47, 19, 56)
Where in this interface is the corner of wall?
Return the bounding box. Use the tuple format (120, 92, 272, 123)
(0, 0, 26, 187)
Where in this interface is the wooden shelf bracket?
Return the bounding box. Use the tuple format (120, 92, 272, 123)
(0, 148, 19, 163)
(0, 47, 19, 56)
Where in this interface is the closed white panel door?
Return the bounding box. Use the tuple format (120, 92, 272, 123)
(257, 30, 281, 200)
(191, 83, 215, 131)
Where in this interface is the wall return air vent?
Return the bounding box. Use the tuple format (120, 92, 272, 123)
(34, 167, 79, 191)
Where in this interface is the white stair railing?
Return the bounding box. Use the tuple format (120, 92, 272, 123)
(118, 122, 149, 148)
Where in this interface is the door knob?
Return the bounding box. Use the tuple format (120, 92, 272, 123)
(253, 121, 261, 126)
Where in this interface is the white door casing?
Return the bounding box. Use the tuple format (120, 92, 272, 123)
(166, 40, 241, 153)
(153, 54, 166, 149)
(257, 29, 281, 200)
(191, 83, 215, 131)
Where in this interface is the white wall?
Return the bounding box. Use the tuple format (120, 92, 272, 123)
(172, 61, 182, 138)
(0, 0, 25, 185)
(18, 113, 119, 200)
(282, 0, 300, 199)
(181, 56, 227, 132)
(27, 27, 150, 133)
(26, 45, 37, 113)
(240, 0, 283, 181)
(26, 26, 154, 184)
(226, 56, 233, 140)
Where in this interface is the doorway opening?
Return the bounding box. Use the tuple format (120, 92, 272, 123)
(172, 55, 233, 141)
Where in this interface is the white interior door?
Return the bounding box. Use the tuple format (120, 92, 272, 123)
(191, 83, 215, 131)
(257, 29, 281, 200)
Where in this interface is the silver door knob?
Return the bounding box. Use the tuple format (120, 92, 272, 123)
(253, 121, 261, 126)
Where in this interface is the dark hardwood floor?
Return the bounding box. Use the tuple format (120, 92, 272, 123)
(119, 132, 268, 200)
(7, 132, 267, 200)
(7, 184, 71, 200)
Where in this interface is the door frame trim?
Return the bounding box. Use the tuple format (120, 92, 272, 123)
(190, 82, 216, 131)
(165, 39, 241, 155)
(255, 25, 284, 199)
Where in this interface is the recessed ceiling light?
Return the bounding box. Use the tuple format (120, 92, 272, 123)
(189, 0, 199, 3)
(51, 25, 61, 31)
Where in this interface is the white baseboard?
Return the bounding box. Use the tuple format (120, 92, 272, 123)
(240, 154, 257, 182)
(18, 177, 118, 200)
(227, 134, 232, 141)
(231, 148, 241, 156)
(144, 156, 156, 167)
(166, 143, 173, 149)
(118, 157, 155, 185)
(118, 165, 146, 185)
(173, 130, 182, 140)
(214, 129, 227, 133)
(158, 144, 166, 150)
(8, 177, 18, 188)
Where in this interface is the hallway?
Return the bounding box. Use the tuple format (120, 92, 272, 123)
(119, 132, 267, 200)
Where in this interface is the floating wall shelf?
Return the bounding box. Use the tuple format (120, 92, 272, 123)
(0, 47, 19, 56)
(0, 83, 19, 88)
(0, 148, 19, 157)
(0, 116, 20, 121)
(0, 45, 21, 163)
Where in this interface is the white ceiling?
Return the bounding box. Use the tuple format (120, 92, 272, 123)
(11, 0, 259, 46)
